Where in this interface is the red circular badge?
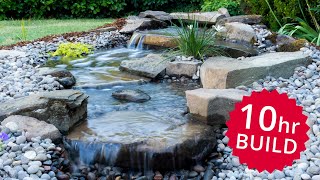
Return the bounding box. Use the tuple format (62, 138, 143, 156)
(226, 89, 309, 173)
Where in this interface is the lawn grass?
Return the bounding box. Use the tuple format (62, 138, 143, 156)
(0, 19, 114, 46)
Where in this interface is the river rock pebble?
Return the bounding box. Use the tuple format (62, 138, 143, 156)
(0, 126, 65, 179)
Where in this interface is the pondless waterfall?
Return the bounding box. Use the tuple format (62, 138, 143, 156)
(48, 47, 217, 171)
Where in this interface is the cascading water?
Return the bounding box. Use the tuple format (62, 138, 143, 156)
(127, 33, 146, 50)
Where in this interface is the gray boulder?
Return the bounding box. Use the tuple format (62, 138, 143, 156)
(224, 22, 257, 44)
(1, 115, 62, 142)
(0, 90, 88, 134)
(120, 16, 167, 34)
(200, 51, 311, 89)
(120, 53, 169, 78)
(166, 61, 202, 77)
(139, 10, 172, 21)
(112, 89, 151, 103)
(38, 67, 76, 89)
(217, 15, 262, 26)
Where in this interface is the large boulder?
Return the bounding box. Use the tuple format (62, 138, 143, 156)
(216, 15, 262, 26)
(186, 88, 249, 125)
(224, 22, 257, 44)
(166, 60, 202, 77)
(112, 89, 151, 103)
(37, 67, 76, 89)
(120, 16, 167, 34)
(170, 12, 226, 25)
(139, 10, 172, 21)
(200, 51, 311, 89)
(1, 115, 62, 142)
(65, 111, 217, 170)
(119, 53, 169, 78)
(0, 90, 88, 134)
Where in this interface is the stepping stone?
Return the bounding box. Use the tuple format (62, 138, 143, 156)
(200, 51, 311, 89)
(0, 90, 88, 134)
(186, 88, 250, 125)
(170, 12, 226, 25)
(120, 53, 169, 78)
(1, 115, 61, 142)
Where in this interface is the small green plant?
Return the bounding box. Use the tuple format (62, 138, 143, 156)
(201, 0, 242, 16)
(16, 19, 28, 41)
(170, 18, 219, 61)
(51, 42, 93, 59)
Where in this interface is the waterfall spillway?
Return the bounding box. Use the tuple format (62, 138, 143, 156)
(128, 33, 145, 49)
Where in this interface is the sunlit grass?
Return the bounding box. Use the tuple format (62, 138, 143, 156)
(0, 19, 114, 46)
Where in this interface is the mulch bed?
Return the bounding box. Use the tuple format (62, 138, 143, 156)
(0, 18, 127, 50)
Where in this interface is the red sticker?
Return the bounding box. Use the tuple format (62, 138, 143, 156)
(226, 89, 309, 173)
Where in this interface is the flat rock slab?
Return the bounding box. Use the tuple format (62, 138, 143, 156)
(1, 115, 62, 142)
(120, 53, 169, 78)
(112, 89, 151, 103)
(139, 10, 172, 21)
(216, 15, 262, 25)
(0, 90, 88, 134)
(186, 88, 250, 125)
(166, 61, 202, 77)
(170, 12, 226, 24)
(120, 16, 167, 34)
(0, 50, 27, 58)
(200, 51, 311, 89)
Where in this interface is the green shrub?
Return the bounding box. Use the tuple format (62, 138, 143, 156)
(276, 0, 320, 46)
(201, 0, 242, 16)
(51, 42, 93, 60)
(171, 19, 219, 60)
(243, 0, 320, 31)
(0, 0, 126, 19)
(0, 0, 202, 20)
(125, 0, 202, 14)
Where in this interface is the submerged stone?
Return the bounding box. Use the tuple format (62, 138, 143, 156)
(112, 89, 151, 103)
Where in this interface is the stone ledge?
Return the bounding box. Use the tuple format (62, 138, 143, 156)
(200, 51, 311, 89)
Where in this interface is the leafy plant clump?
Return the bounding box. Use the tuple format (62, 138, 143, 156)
(51, 42, 93, 59)
(265, 0, 320, 46)
(172, 19, 219, 61)
(201, 0, 242, 16)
